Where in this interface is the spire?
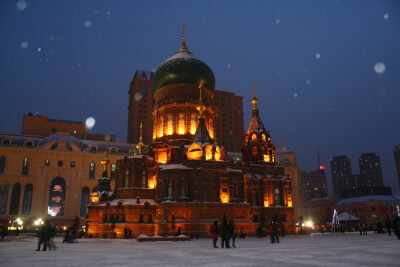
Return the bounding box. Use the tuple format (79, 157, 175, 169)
(193, 83, 213, 144)
(251, 82, 259, 110)
(100, 135, 110, 177)
(136, 122, 145, 154)
(246, 83, 266, 134)
(196, 83, 205, 119)
(179, 23, 188, 51)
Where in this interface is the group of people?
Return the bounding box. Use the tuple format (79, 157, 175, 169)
(36, 221, 57, 251)
(210, 219, 236, 248)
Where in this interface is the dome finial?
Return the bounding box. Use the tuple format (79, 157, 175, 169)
(180, 23, 188, 51)
(197, 83, 205, 119)
(101, 135, 111, 176)
(251, 82, 258, 109)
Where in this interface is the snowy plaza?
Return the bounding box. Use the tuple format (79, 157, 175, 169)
(0, 233, 399, 267)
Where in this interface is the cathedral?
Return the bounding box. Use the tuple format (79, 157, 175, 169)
(87, 31, 295, 238)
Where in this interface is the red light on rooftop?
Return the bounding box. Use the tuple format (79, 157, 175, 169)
(319, 165, 325, 170)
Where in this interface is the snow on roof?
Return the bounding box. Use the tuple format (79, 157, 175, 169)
(159, 164, 192, 170)
(336, 195, 400, 205)
(128, 155, 153, 159)
(95, 198, 156, 206)
(339, 212, 360, 221)
(226, 168, 243, 173)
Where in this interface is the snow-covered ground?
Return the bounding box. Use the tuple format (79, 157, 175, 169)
(0, 233, 399, 266)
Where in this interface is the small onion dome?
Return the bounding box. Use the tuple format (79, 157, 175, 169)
(152, 39, 215, 92)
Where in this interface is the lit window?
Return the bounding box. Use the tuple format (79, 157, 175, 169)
(178, 114, 185, 135)
(45, 159, 50, 166)
(158, 117, 164, 137)
(167, 115, 173, 135)
(70, 161, 75, 168)
(21, 157, 29, 176)
(252, 134, 257, 141)
(89, 162, 96, 179)
(190, 114, 197, 134)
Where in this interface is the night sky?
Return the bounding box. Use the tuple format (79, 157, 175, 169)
(1, 0, 399, 194)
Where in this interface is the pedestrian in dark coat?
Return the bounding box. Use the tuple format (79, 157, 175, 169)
(36, 221, 51, 251)
(210, 220, 219, 248)
(270, 221, 279, 244)
(220, 218, 230, 248)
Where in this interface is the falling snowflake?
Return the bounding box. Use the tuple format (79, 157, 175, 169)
(293, 92, 298, 98)
(16, 0, 27, 10)
(275, 19, 280, 24)
(134, 92, 143, 101)
(315, 53, 321, 59)
(226, 64, 231, 68)
(84, 20, 92, 28)
(374, 62, 385, 74)
(37, 48, 42, 52)
(49, 36, 55, 41)
(21, 42, 29, 49)
(383, 14, 389, 20)
(305, 80, 311, 85)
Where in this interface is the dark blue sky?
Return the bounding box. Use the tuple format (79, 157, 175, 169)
(1, 0, 399, 194)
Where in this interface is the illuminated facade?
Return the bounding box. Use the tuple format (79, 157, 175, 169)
(87, 31, 295, 238)
(0, 132, 136, 228)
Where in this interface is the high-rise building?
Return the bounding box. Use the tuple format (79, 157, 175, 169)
(394, 145, 400, 191)
(127, 70, 154, 145)
(359, 153, 383, 187)
(301, 168, 328, 201)
(330, 155, 353, 197)
(127, 73, 244, 152)
(214, 90, 243, 152)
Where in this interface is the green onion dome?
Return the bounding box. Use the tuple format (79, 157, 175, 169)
(152, 38, 215, 92)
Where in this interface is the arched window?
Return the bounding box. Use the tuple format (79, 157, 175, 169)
(178, 114, 185, 135)
(22, 184, 33, 215)
(190, 114, 197, 134)
(25, 141, 33, 147)
(168, 182, 173, 198)
(21, 157, 29, 176)
(0, 183, 9, 215)
(0, 156, 6, 174)
(141, 170, 147, 188)
(9, 183, 21, 215)
(2, 139, 10, 145)
(274, 188, 281, 206)
(89, 162, 95, 179)
(158, 116, 164, 137)
(252, 134, 257, 141)
(148, 214, 152, 223)
(110, 147, 117, 154)
(261, 134, 266, 141)
(139, 214, 144, 223)
(80, 187, 90, 217)
(125, 170, 130, 187)
(180, 182, 186, 197)
(167, 115, 173, 135)
(90, 146, 97, 153)
(48, 177, 66, 216)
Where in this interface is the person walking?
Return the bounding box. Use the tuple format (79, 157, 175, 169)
(210, 220, 219, 248)
(271, 221, 280, 244)
(220, 218, 230, 248)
